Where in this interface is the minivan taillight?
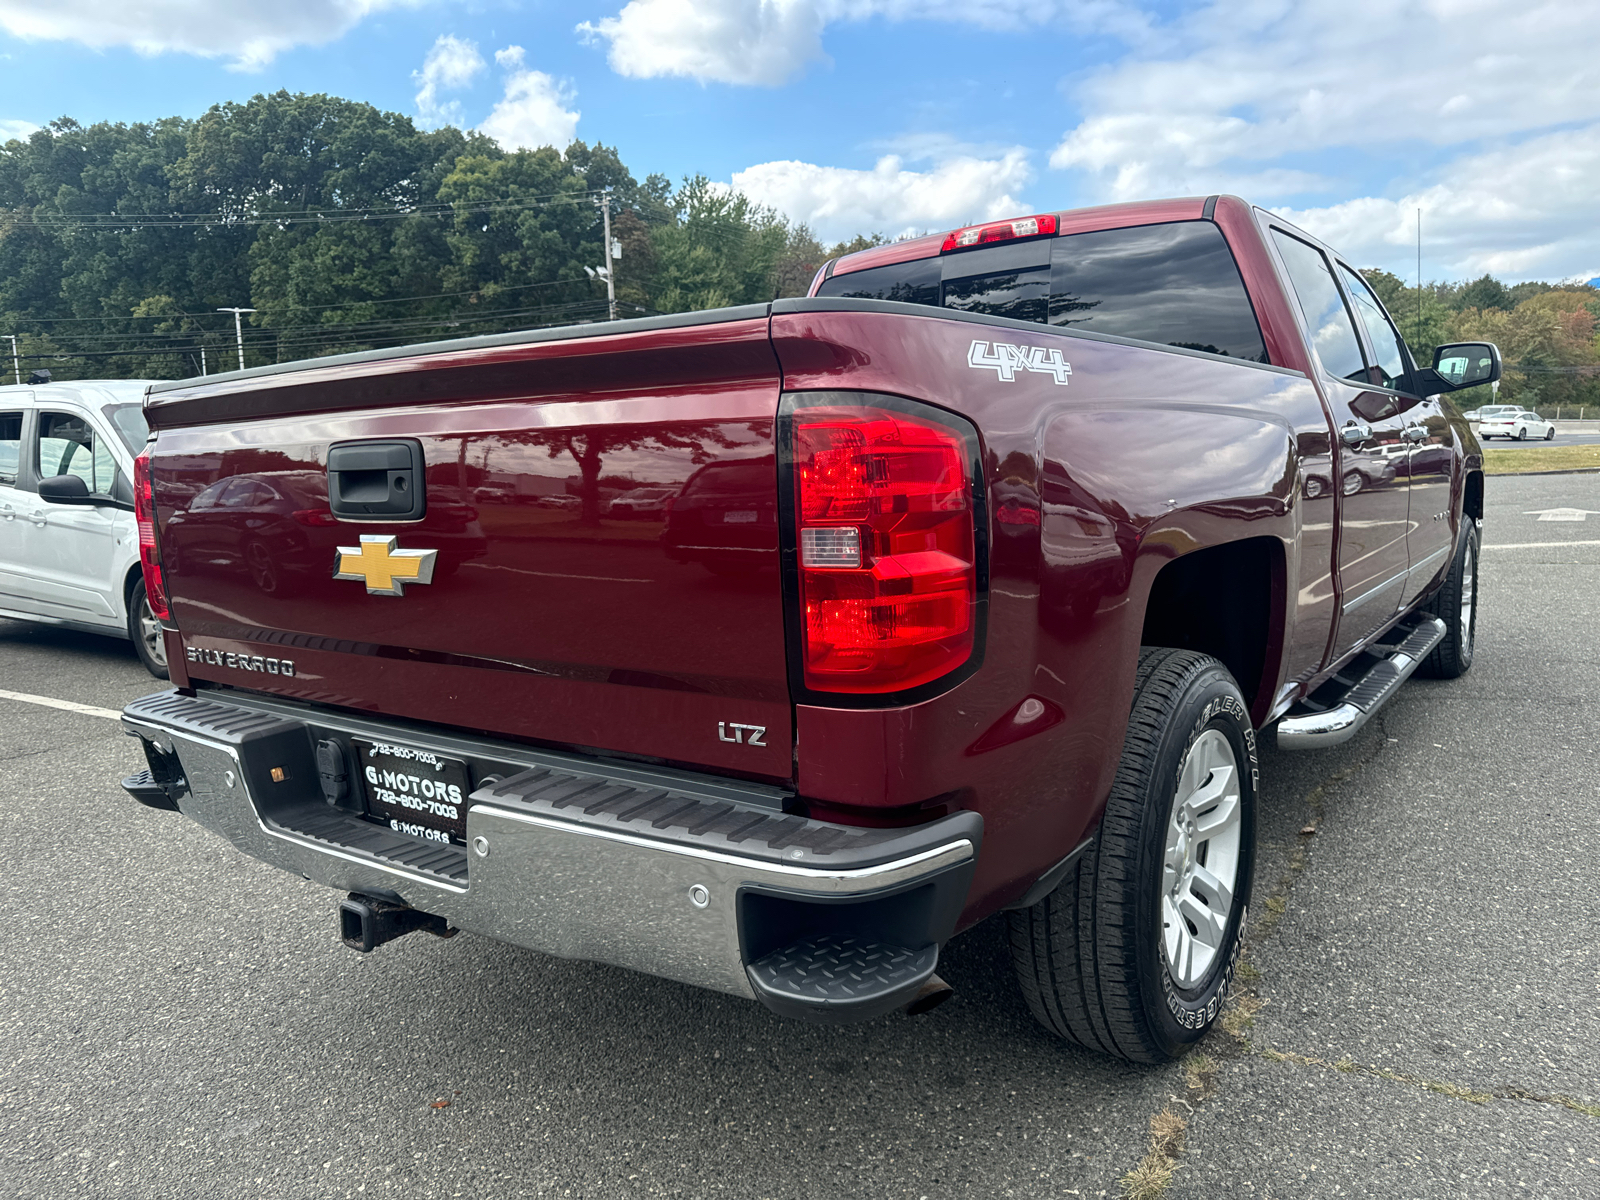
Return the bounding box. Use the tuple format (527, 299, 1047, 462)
(790, 400, 980, 694)
(133, 450, 169, 622)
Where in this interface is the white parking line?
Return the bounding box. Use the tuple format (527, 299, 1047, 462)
(0, 689, 122, 721)
(1482, 539, 1600, 550)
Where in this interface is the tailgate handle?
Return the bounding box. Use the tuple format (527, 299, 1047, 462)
(327, 439, 426, 521)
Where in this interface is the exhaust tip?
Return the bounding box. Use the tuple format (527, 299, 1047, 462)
(903, 973, 954, 1016)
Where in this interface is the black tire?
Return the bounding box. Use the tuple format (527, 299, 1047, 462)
(127, 577, 169, 680)
(1516, 427, 1527, 441)
(1416, 522, 1479, 679)
(1007, 648, 1257, 1062)
(1545, 427, 1555, 441)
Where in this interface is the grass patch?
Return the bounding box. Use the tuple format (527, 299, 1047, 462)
(1262, 1049, 1494, 1104)
(1219, 991, 1264, 1042)
(1483, 444, 1600, 474)
(1119, 1107, 1187, 1200)
(1184, 1051, 1220, 1098)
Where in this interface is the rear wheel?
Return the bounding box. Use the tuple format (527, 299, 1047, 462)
(1516, 427, 1527, 440)
(127, 578, 169, 680)
(1007, 648, 1257, 1062)
(1417, 522, 1479, 679)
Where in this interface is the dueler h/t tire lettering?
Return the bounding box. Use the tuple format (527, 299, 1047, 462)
(1007, 648, 1258, 1063)
(1415, 521, 1479, 681)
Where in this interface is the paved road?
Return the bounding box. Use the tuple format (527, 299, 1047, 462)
(2, 473, 1596, 1199)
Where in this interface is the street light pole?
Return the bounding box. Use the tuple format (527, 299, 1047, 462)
(217, 307, 255, 372)
(6, 334, 18, 385)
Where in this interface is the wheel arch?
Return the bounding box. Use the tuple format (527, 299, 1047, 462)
(121, 562, 145, 626)
(1137, 535, 1287, 727)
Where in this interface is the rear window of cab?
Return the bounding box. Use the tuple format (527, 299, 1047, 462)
(816, 220, 1268, 365)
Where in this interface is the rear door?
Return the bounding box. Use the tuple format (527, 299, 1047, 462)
(147, 313, 795, 783)
(1270, 229, 1412, 659)
(10, 407, 126, 624)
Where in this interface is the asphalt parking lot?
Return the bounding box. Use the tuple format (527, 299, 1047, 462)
(2, 472, 1596, 1199)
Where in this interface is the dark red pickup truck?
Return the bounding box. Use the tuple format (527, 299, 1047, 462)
(118, 195, 1498, 1062)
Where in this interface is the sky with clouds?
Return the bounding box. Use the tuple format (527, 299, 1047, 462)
(1, 0, 1597, 282)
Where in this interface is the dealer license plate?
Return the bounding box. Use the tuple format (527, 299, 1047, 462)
(353, 738, 472, 845)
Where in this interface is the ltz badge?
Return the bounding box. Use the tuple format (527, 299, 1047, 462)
(333, 534, 439, 596)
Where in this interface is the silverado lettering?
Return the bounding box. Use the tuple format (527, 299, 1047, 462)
(122, 195, 1495, 1062)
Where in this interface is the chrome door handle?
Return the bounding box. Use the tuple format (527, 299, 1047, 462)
(1404, 425, 1428, 442)
(1340, 422, 1371, 446)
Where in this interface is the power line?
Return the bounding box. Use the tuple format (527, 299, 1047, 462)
(0, 188, 611, 232)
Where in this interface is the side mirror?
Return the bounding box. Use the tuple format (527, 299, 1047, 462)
(38, 474, 93, 504)
(1419, 342, 1502, 393)
(37, 474, 134, 510)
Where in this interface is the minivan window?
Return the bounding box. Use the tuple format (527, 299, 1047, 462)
(106, 403, 149, 452)
(0, 412, 21, 485)
(38, 411, 117, 494)
(1272, 231, 1369, 384)
(1048, 222, 1268, 362)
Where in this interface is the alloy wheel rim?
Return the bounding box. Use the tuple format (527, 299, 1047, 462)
(139, 593, 167, 668)
(1160, 728, 1243, 991)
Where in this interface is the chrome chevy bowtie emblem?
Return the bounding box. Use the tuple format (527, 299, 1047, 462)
(333, 534, 439, 596)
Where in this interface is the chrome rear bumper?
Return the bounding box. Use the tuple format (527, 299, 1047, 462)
(121, 690, 978, 1019)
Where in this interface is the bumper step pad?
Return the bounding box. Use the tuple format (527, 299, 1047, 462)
(747, 935, 938, 1023)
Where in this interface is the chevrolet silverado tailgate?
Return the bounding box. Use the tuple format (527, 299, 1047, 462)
(143, 309, 792, 782)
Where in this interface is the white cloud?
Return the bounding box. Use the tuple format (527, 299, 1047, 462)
(1272, 127, 1600, 283)
(1040, 0, 1600, 280)
(478, 46, 581, 151)
(1049, 0, 1600, 201)
(730, 149, 1033, 242)
(0, 0, 416, 71)
(578, 0, 830, 87)
(578, 0, 1147, 86)
(0, 118, 39, 141)
(413, 35, 485, 130)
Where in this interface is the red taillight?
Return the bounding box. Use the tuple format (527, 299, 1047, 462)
(791, 403, 978, 694)
(291, 508, 337, 527)
(941, 214, 1057, 253)
(133, 449, 169, 622)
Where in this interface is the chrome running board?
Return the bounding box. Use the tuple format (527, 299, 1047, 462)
(1275, 616, 1447, 750)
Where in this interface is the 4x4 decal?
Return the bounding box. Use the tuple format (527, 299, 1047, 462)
(968, 339, 1072, 385)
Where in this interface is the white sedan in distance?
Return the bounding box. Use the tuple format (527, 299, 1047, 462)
(1478, 410, 1555, 440)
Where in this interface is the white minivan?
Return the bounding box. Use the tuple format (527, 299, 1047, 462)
(0, 380, 167, 677)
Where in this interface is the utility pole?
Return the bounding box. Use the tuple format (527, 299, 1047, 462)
(1416, 209, 1422, 352)
(600, 192, 617, 322)
(200, 343, 207, 376)
(6, 334, 17, 386)
(217, 307, 255, 372)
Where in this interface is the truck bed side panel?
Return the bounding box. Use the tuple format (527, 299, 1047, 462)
(772, 303, 1332, 920)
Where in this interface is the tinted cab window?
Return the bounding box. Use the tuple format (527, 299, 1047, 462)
(1338, 264, 1411, 391)
(1271, 231, 1368, 383)
(1047, 222, 1267, 361)
(818, 220, 1268, 364)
